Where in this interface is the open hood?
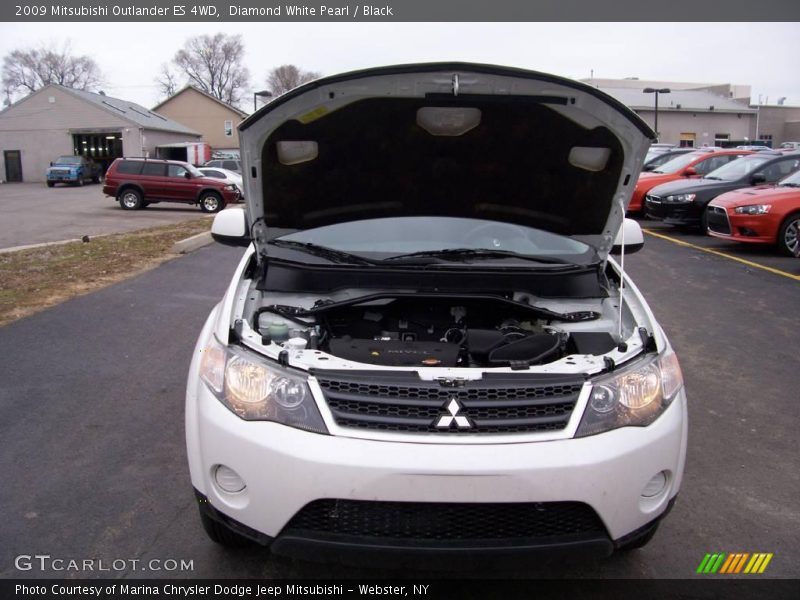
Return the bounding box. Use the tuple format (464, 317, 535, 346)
(239, 63, 654, 261)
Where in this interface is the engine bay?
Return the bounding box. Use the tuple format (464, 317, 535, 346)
(252, 294, 621, 369)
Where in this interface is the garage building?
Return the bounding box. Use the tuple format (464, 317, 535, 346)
(0, 84, 201, 183)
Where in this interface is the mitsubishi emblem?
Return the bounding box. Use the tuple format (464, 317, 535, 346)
(436, 398, 471, 429)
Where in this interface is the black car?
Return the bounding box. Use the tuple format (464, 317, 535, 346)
(644, 151, 800, 228)
(643, 148, 694, 172)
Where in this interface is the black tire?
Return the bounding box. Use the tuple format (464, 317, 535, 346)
(46, 181, 55, 188)
(776, 212, 800, 257)
(118, 188, 143, 210)
(199, 191, 224, 213)
(700, 209, 709, 233)
(198, 508, 251, 547)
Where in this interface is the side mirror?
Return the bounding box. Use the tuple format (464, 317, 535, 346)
(50, 162, 54, 166)
(610, 218, 645, 255)
(184, 171, 192, 179)
(750, 172, 767, 185)
(683, 167, 697, 177)
(211, 207, 251, 247)
(642, 164, 656, 172)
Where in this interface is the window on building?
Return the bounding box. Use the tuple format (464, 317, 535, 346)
(224, 120, 233, 137)
(759, 134, 773, 147)
(714, 133, 730, 146)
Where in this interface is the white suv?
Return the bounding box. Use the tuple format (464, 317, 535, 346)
(186, 64, 687, 565)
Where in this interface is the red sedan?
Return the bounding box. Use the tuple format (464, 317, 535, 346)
(706, 169, 800, 256)
(628, 148, 751, 213)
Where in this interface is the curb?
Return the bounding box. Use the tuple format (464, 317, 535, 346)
(0, 234, 113, 255)
(171, 231, 213, 254)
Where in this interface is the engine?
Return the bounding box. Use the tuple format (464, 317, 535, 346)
(257, 296, 617, 369)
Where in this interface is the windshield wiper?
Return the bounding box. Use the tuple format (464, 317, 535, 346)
(703, 176, 723, 180)
(383, 248, 575, 265)
(779, 182, 800, 188)
(267, 239, 377, 266)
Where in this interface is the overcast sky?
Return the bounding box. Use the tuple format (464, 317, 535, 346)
(0, 22, 798, 109)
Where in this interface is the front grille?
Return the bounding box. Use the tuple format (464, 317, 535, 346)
(707, 205, 731, 234)
(316, 372, 583, 435)
(282, 499, 606, 541)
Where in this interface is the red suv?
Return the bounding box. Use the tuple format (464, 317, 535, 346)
(103, 158, 241, 213)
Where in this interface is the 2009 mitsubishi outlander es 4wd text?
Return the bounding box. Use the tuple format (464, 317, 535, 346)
(185, 63, 687, 567)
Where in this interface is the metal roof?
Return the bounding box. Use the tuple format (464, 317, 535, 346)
(596, 87, 757, 114)
(59, 86, 201, 135)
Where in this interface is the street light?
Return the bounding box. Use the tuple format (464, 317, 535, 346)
(643, 87, 671, 141)
(253, 89, 273, 112)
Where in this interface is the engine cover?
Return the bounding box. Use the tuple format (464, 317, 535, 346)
(328, 339, 460, 367)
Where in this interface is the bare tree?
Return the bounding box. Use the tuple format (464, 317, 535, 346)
(266, 65, 321, 96)
(155, 63, 179, 99)
(168, 33, 249, 106)
(2, 42, 103, 100)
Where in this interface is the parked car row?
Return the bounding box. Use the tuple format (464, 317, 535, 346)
(632, 147, 800, 256)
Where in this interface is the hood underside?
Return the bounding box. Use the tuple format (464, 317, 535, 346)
(239, 63, 654, 259)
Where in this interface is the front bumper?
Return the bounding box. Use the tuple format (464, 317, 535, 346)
(223, 188, 242, 203)
(645, 195, 702, 225)
(47, 172, 79, 182)
(707, 206, 779, 244)
(186, 370, 688, 559)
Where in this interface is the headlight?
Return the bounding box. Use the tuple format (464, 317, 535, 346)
(575, 347, 683, 437)
(199, 336, 327, 433)
(224, 184, 237, 191)
(734, 204, 771, 215)
(665, 193, 696, 203)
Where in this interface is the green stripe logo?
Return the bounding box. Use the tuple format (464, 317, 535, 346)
(696, 552, 773, 574)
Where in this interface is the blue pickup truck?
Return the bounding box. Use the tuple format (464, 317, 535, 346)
(46, 155, 102, 187)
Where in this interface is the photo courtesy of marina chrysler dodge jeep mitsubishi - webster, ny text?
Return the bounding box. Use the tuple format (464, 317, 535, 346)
(185, 63, 687, 566)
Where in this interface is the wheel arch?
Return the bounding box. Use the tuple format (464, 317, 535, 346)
(116, 182, 146, 200)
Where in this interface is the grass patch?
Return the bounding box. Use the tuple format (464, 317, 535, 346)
(0, 218, 212, 327)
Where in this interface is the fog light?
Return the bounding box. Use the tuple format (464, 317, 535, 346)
(642, 471, 667, 498)
(214, 465, 246, 493)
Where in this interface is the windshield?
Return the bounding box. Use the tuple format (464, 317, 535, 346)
(779, 169, 800, 187)
(55, 156, 82, 165)
(652, 152, 704, 173)
(275, 217, 596, 265)
(705, 156, 769, 181)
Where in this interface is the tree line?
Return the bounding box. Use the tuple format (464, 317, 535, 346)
(1, 34, 320, 109)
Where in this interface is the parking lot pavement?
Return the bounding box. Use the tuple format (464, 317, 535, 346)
(637, 218, 800, 279)
(0, 239, 798, 580)
(0, 182, 210, 250)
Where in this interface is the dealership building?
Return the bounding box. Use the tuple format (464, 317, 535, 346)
(0, 84, 200, 183)
(583, 77, 800, 148)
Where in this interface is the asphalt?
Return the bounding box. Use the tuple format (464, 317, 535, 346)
(0, 183, 210, 250)
(0, 237, 798, 580)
